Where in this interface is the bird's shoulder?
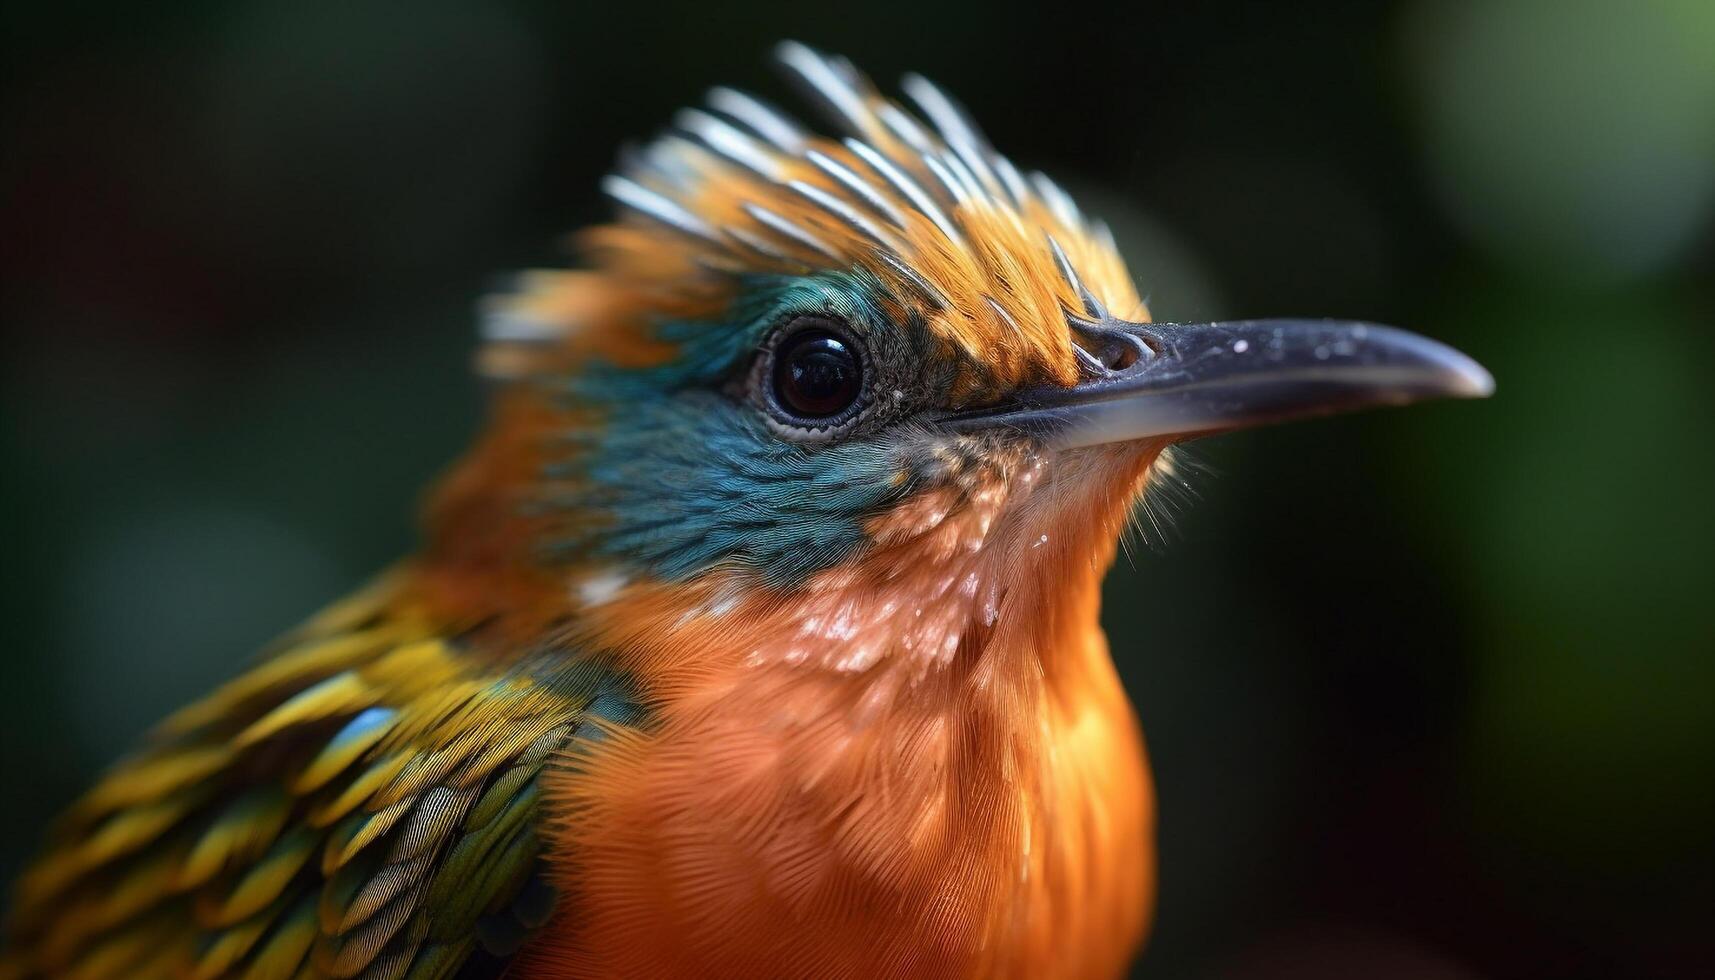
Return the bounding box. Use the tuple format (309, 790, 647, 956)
(4, 569, 639, 980)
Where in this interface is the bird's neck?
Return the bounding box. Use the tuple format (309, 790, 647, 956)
(554, 439, 1165, 710)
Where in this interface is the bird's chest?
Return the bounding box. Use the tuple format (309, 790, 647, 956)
(532, 644, 1154, 979)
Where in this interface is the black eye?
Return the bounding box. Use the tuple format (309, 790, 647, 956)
(772, 326, 863, 419)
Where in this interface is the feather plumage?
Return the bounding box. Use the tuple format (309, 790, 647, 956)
(3, 571, 626, 979)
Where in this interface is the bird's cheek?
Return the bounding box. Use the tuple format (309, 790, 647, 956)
(1002, 440, 1172, 539)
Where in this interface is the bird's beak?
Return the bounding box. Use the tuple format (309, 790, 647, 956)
(943, 319, 1493, 448)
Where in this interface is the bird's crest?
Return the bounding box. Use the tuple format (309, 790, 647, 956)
(485, 41, 1145, 401)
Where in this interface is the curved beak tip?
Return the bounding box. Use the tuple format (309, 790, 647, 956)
(1444, 351, 1496, 400)
(1389, 324, 1494, 401)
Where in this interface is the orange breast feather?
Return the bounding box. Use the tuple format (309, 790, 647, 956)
(526, 444, 1161, 979)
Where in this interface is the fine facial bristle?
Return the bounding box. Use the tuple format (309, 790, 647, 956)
(990, 154, 1033, 210)
(786, 180, 898, 252)
(600, 175, 724, 247)
(983, 295, 1022, 333)
(705, 86, 807, 153)
(723, 224, 796, 265)
(672, 109, 784, 181)
(742, 203, 841, 263)
(921, 154, 971, 207)
(842, 138, 964, 247)
(900, 73, 989, 160)
(804, 149, 908, 229)
(775, 40, 877, 139)
(1046, 235, 1106, 318)
(936, 148, 994, 208)
(1030, 171, 1084, 232)
(568, 41, 1148, 394)
(875, 249, 951, 311)
(875, 101, 935, 155)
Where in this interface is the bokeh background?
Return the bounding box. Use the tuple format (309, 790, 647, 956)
(3, 1, 1712, 977)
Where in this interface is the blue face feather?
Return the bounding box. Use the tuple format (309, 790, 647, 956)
(553, 269, 931, 587)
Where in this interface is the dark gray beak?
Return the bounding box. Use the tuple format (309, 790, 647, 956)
(944, 318, 1493, 448)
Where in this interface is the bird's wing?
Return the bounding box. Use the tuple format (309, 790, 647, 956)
(4, 571, 633, 980)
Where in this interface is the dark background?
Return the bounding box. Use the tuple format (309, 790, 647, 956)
(4, 1, 1712, 977)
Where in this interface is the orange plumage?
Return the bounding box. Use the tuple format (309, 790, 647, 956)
(527, 441, 1162, 978)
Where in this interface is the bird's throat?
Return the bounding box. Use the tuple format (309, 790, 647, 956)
(564, 438, 1169, 696)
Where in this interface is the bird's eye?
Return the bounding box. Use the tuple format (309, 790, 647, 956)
(773, 328, 862, 418)
(754, 315, 871, 440)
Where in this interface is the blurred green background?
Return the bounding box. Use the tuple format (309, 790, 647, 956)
(3, 1, 1712, 977)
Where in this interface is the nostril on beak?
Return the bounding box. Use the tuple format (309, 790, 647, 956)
(1071, 321, 1153, 379)
(1101, 338, 1142, 372)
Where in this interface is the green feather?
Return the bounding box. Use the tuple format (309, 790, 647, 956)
(4, 575, 641, 980)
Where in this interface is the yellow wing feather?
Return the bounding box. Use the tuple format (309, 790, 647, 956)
(3, 570, 616, 979)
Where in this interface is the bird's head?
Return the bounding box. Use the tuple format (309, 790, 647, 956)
(429, 44, 1491, 676)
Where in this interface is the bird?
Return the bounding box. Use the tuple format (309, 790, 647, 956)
(1, 41, 1492, 980)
